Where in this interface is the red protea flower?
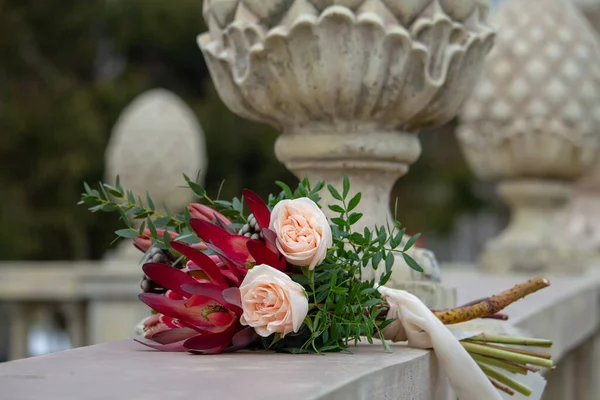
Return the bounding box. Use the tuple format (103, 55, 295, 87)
(189, 190, 287, 285)
(135, 244, 254, 354)
(135, 190, 287, 353)
(134, 228, 208, 253)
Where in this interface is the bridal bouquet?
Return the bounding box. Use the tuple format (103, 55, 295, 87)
(81, 175, 553, 399)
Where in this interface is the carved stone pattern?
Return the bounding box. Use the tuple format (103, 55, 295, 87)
(457, 0, 600, 180)
(204, 0, 491, 31)
(199, 1, 494, 133)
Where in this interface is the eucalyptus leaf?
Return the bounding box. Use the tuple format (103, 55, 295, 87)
(327, 184, 342, 201)
(115, 229, 139, 239)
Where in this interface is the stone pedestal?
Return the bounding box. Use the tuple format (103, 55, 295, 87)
(482, 180, 584, 273)
(199, 0, 494, 307)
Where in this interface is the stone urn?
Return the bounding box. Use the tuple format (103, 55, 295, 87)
(457, 0, 600, 273)
(198, 0, 495, 307)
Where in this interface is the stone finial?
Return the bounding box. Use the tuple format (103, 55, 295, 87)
(457, 0, 600, 273)
(104, 89, 207, 261)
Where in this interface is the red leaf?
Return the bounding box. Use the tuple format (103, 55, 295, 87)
(183, 328, 234, 351)
(242, 189, 271, 230)
(134, 338, 189, 352)
(138, 294, 213, 327)
(261, 228, 279, 253)
(221, 235, 253, 264)
(247, 240, 283, 271)
(212, 251, 244, 283)
(207, 311, 236, 327)
(190, 219, 229, 247)
(171, 241, 229, 288)
(142, 263, 197, 298)
(220, 269, 242, 286)
(151, 328, 198, 345)
(189, 344, 229, 355)
(232, 327, 258, 348)
(222, 287, 242, 308)
(191, 220, 252, 266)
(180, 282, 226, 303)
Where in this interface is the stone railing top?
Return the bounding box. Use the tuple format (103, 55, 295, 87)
(0, 261, 140, 301)
(0, 340, 444, 400)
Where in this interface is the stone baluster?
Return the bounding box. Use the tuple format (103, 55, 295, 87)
(6, 302, 30, 361)
(198, 0, 495, 308)
(104, 88, 208, 262)
(456, 0, 600, 273)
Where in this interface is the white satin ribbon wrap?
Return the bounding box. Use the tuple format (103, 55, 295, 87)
(378, 286, 502, 400)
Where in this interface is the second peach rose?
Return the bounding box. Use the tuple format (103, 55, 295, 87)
(269, 198, 333, 270)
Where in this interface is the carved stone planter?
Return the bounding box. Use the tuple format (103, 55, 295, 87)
(457, 0, 600, 273)
(198, 0, 495, 307)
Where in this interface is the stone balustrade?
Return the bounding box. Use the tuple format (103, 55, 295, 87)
(0, 261, 146, 361)
(1, 264, 598, 399)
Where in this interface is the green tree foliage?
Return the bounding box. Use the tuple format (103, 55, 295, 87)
(0, 0, 483, 261)
(0, 0, 294, 260)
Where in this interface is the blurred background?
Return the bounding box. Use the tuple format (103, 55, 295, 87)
(0, 0, 511, 362)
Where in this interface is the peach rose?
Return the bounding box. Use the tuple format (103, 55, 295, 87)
(239, 264, 308, 337)
(269, 198, 332, 270)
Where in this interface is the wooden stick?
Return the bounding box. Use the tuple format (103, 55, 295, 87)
(434, 276, 550, 325)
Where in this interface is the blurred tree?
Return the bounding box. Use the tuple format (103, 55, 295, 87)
(0, 0, 295, 261)
(0, 0, 488, 262)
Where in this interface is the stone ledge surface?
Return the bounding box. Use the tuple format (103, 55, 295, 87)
(0, 340, 448, 400)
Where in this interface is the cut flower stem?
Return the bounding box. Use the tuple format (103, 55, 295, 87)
(470, 353, 528, 375)
(468, 334, 553, 348)
(477, 362, 533, 396)
(462, 341, 554, 369)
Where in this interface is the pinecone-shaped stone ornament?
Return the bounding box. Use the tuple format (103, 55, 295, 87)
(139, 246, 180, 294)
(239, 213, 263, 240)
